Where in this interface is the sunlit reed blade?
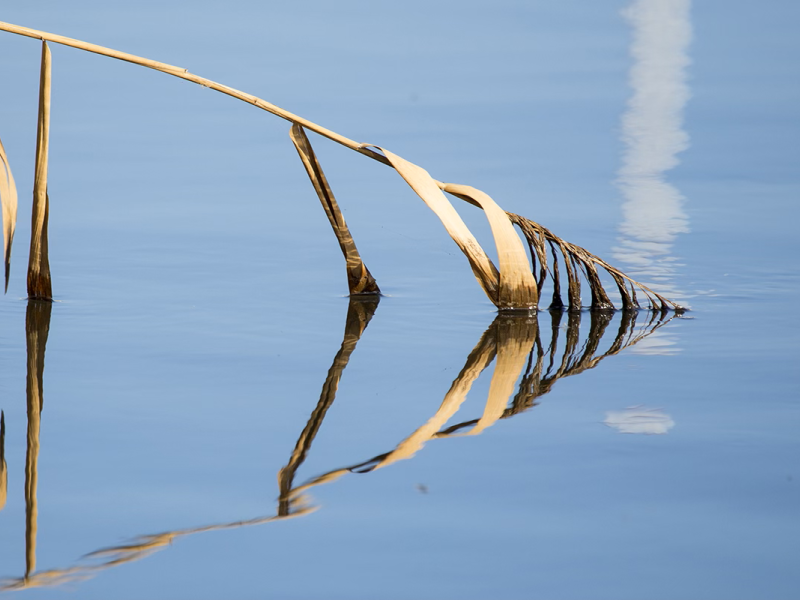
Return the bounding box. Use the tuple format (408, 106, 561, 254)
(366, 146, 501, 305)
(0, 21, 684, 312)
(278, 296, 379, 515)
(289, 125, 380, 295)
(27, 42, 52, 301)
(441, 184, 538, 310)
(25, 299, 51, 578)
(0, 137, 18, 292)
(508, 213, 681, 311)
(0, 411, 6, 511)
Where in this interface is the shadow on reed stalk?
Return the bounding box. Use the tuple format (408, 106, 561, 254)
(0, 20, 683, 311)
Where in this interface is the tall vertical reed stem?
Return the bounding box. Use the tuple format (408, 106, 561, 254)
(27, 41, 52, 301)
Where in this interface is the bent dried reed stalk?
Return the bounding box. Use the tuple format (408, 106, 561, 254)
(27, 41, 52, 301)
(0, 137, 17, 292)
(290, 126, 379, 295)
(0, 21, 683, 311)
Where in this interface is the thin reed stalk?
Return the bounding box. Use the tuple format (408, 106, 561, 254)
(290, 126, 380, 295)
(27, 41, 52, 301)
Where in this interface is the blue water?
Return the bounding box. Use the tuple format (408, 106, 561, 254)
(0, 1, 798, 598)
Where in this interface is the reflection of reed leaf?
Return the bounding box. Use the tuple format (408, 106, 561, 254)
(439, 310, 676, 434)
(289, 311, 674, 491)
(278, 297, 379, 515)
(0, 307, 678, 593)
(0, 411, 6, 511)
(27, 42, 52, 301)
(0, 137, 18, 292)
(0, 508, 315, 591)
(461, 316, 538, 435)
(290, 126, 379, 295)
(25, 299, 52, 578)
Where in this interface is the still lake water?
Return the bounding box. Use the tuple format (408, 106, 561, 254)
(0, 1, 798, 598)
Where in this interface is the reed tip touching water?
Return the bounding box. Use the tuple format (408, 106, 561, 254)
(0, 20, 683, 312)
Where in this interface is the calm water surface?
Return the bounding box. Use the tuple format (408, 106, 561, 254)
(0, 1, 798, 598)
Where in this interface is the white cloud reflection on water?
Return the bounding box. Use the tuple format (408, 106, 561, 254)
(614, 0, 692, 302)
(604, 406, 676, 434)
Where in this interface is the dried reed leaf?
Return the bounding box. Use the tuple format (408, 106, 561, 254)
(507, 213, 682, 311)
(289, 125, 379, 295)
(365, 146, 501, 304)
(441, 184, 538, 310)
(0, 137, 18, 292)
(27, 42, 52, 301)
(0, 22, 683, 313)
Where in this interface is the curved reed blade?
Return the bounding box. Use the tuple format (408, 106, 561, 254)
(289, 125, 380, 295)
(0, 138, 18, 293)
(27, 42, 52, 301)
(442, 184, 538, 310)
(507, 213, 682, 312)
(0, 21, 683, 312)
(366, 146, 501, 305)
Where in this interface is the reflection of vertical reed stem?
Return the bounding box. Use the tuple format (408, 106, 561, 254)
(25, 300, 51, 577)
(0, 411, 6, 511)
(277, 297, 379, 515)
(28, 41, 53, 301)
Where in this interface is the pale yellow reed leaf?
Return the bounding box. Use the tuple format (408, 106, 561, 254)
(28, 41, 52, 300)
(442, 183, 538, 310)
(0, 137, 18, 292)
(365, 146, 500, 303)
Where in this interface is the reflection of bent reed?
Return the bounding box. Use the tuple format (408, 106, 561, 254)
(0, 301, 674, 592)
